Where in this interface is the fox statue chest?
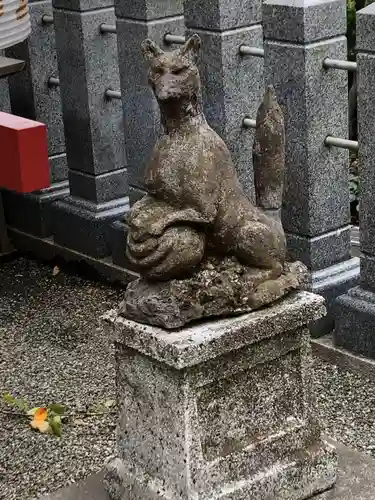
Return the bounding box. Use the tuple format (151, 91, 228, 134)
(142, 127, 219, 214)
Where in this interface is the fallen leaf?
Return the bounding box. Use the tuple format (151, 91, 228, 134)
(49, 415, 62, 436)
(52, 266, 60, 276)
(49, 404, 66, 415)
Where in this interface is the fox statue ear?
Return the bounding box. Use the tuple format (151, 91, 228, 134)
(141, 39, 164, 61)
(179, 34, 201, 61)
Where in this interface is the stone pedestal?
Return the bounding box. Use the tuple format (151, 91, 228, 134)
(263, 0, 359, 337)
(334, 4, 375, 359)
(103, 291, 337, 500)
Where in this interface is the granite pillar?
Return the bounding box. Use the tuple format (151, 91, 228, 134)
(52, 0, 128, 258)
(0, 53, 10, 111)
(334, 4, 375, 359)
(263, 0, 359, 337)
(2, 0, 69, 238)
(103, 291, 337, 500)
(184, 0, 263, 201)
(114, 0, 185, 206)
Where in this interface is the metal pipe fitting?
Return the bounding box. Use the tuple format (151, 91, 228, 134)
(239, 45, 264, 57)
(164, 33, 186, 45)
(100, 23, 117, 34)
(324, 135, 359, 152)
(242, 117, 257, 129)
(323, 58, 357, 72)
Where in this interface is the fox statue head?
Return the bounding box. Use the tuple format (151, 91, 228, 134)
(141, 34, 203, 121)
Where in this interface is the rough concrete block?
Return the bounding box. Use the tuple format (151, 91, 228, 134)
(186, 25, 263, 201)
(6, 0, 66, 157)
(53, 7, 125, 175)
(116, 16, 185, 191)
(69, 168, 128, 203)
(103, 291, 337, 500)
(263, 0, 346, 44)
(115, 0, 183, 21)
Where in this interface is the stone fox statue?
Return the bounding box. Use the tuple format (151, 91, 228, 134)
(126, 34, 286, 281)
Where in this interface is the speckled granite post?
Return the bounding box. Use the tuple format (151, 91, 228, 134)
(114, 0, 185, 205)
(2, 0, 69, 239)
(184, 0, 263, 201)
(103, 291, 337, 500)
(0, 54, 10, 111)
(334, 4, 375, 360)
(51, 0, 128, 258)
(263, 0, 360, 337)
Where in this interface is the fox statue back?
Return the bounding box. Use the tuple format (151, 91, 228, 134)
(126, 34, 286, 282)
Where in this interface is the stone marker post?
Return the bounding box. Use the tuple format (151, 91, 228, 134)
(115, 0, 185, 205)
(2, 0, 69, 238)
(110, 0, 185, 268)
(52, 0, 128, 258)
(263, 0, 359, 336)
(0, 53, 10, 111)
(184, 0, 263, 201)
(334, 4, 375, 359)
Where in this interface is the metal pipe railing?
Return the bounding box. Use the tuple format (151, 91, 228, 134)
(105, 89, 121, 99)
(324, 135, 359, 152)
(100, 23, 117, 34)
(164, 33, 186, 45)
(41, 14, 54, 24)
(323, 58, 357, 72)
(242, 117, 257, 129)
(239, 45, 264, 57)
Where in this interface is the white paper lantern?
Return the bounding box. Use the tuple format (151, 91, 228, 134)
(0, 0, 31, 51)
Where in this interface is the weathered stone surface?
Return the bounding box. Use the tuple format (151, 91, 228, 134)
(253, 85, 285, 213)
(121, 258, 308, 329)
(103, 291, 337, 500)
(121, 35, 306, 327)
(37, 439, 375, 500)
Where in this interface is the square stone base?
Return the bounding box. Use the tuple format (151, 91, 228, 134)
(310, 258, 360, 338)
(52, 195, 129, 259)
(334, 286, 375, 359)
(105, 442, 336, 500)
(38, 439, 375, 500)
(2, 181, 69, 238)
(102, 291, 337, 500)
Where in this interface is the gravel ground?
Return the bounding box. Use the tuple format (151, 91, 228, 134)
(1, 255, 375, 499)
(0, 256, 123, 500)
(314, 357, 375, 456)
